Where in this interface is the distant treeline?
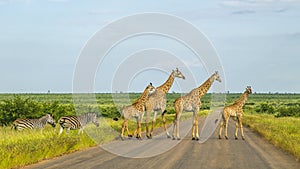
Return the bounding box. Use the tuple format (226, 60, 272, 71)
(0, 93, 299, 126)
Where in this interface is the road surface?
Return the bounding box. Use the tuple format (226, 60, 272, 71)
(25, 118, 299, 169)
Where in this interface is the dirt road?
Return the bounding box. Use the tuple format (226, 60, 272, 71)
(25, 118, 299, 169)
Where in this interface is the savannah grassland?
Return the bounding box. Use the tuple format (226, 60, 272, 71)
(0, 93, 300, 168)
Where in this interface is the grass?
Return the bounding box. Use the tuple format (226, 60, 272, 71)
(0, 110, 207, 169)
(0, 123, 109, 169)
(243, 113, 300, 161)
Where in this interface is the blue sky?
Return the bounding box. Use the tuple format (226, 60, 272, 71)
(0, 0, 300, 93)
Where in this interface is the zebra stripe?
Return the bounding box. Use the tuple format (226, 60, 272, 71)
(58, 112, 99, 135)
(13, 114, 56, 131)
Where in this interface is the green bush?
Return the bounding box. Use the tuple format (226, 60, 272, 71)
(275, 106, 300, 118)
(254, 102, 300, 118)
(99, 105, 119, 118)
(255, 103, 275, 114)
(0, 96, 75, 126)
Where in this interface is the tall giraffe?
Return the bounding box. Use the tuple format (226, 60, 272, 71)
(145, 68, 185, 139)
(120, 83, 155, 140)
(219, 86, 252, 140)
(172, 71, 221, 140)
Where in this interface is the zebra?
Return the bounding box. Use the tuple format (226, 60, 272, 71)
(12, 114, 56, 131)
(58, 112, 99, 135)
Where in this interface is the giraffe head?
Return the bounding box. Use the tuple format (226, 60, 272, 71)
(212, 71, 222, 83)
(246, 86, 252, 94)
(146, 82, 155, 93)
(173, 68, 185, 79)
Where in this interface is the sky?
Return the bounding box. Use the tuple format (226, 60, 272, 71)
(0, 0, 300, 93)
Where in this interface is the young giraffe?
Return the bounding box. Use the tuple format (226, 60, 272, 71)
(120, 83, 155, 140)
(172, 71, 221, 140)
(145, 68, 185, 139)
(219, 86, 252, 140)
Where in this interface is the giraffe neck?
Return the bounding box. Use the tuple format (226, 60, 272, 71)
(234, 91, 249, 107)
(156, 73, 175, 94)
(197, 75, 214, 97)
(133, 88, 150, 107)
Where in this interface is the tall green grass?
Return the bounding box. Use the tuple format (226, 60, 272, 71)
(0, 123, 112, 169)
(243, 113, 300, 161)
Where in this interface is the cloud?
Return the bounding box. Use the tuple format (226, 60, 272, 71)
(219, 0, 257, 7)
(47, 0, 69, 2)
(274, 8, 289, 12)
(220, 0, 300, 7)
(231, 9, 256, 14)
(0, 0, 34, 5)
(87, 9, 121, 16)
(219, 0, 300, 14)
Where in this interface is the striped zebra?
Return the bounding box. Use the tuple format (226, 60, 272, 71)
(12, 114, 56, 131)
(58, 112, 99, 135)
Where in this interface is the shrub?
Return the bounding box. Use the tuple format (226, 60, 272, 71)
(255, 103, 275, 114)
(275, 106, 300, 118)
(0, 96, 43, 126)
(0, 96, 75, 126)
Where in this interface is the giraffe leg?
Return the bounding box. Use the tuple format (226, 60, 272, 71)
(139, 112, 145, 139)
(172, 120, 177, 140)
(145, 109, 151, 139)
(121, 120, 127, 140)
(219, 114, 225, 139)
(195, 112, 199, 140)
(172, 111, 181, 140)
(192, 112, 196, 140)
(239, 116, 245, 140)
(134, 116, 142, 140)
(219, 120, 223, 139)
(139, 122, 143, 139)
(162, 109, 171, 138)
(145, 103, 152, 139)
(149, 111, 157, 139)
(133, 129, 137, 138)
(135, 118, 139, 139)
(225, 118, 229, 139)
(235, 119, 239, 140)
(173, 99, 182, 140)
(175, 113, 181, 140)
(126, 122, 133, 138)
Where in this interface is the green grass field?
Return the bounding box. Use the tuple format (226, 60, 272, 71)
(243, 113, 300, 160)
(0, 93, 300, 168)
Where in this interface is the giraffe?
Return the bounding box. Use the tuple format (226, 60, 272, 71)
(219, 86, 252, 140)
(172, 71, 221, 140)
(145, 68, 185, 139)
(120, 83, 155, 140)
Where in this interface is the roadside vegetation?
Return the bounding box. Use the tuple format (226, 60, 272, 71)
(235, 93, 300, 161)
(243, 113, 300, 161)
(0, 93, 299, 168)
(0, 125, 96, 169)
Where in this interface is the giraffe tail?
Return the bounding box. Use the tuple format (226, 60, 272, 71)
(219, 108, 225, 120)
(113, 106, 126, 121)
(113, 113, 122, 121)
